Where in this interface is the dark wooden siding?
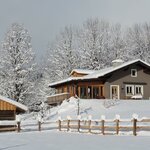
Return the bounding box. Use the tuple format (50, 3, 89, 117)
(0, 110, 15, 120)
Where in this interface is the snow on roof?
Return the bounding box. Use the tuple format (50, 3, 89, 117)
(70, 69, 95, 75)
(112, 59, 124, 63)
(83, 59, 150, 79)
(49, 77, 82, 87)
(49, 59, 150, 87)
(0, 95, 28, 112)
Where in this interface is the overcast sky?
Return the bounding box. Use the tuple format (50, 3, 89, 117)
(0, 0, 150, 59)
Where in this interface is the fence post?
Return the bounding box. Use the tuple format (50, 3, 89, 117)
(132, 114, 138, 136)
(88, 120, 91, 133)
(58, 117, 61, 131)
(101, 120, 105, 135)
(116, 119, 119, 135)
(38, 121, 41, 131)
(77, 115, 81, 132)
(101, 115, 105, 135)
(17, 121, 21, 132)
(88, 115, 92, 133)
(67, 116, 71, 131)
(133, 118, 137, 136)
(77, 120, 80, 132)
(67, 120, 70, 131)
(115, 115, 120, 135)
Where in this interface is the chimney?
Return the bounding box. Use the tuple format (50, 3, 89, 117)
(112, 59, 124, 67)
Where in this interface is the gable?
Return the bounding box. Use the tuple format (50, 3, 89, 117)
(0, 100, 16, 111)
(105, 63, 150, 83)
(0, 96, 28, 112)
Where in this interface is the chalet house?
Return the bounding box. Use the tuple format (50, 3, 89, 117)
(48, 59, 150, 103)
(0, 95, 28, 120)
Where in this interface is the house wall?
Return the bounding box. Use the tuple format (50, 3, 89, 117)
(104, 64, 150, 99)
(55, 81, 104, 98)
(0, 100, 16, 120)
(77, 81, 104, 98)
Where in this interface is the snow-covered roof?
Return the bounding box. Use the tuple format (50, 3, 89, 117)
(49, 59, 150, 87)
(49, 77, 83, 87)
(112, 59, 124, 63)
(0, 95, 28, 112)
(83, 59, 150, 79)
(70, 69, 95, 76)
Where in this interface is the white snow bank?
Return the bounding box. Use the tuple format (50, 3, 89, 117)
(22, 97, 150, 122)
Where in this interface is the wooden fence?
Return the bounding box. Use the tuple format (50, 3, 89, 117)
(1, 116, 150, 136)
(57, 117, 150, 136)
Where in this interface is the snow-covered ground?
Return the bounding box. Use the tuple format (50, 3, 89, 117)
(22, 97, 150, 121)
(1, 98, 150, 149)
(14, 97, 150, 135)
(0, 131, 150, 150)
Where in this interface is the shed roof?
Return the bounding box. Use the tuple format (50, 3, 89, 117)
(49, 59, 150, 87)
(0, 95, 28, 112)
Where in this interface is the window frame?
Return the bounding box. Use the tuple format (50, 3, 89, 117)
(135, 85, 143, 95)
(131, 69, 137, 77)
(125, 84, 134, 96)
(125, 84, 144, 96)
(80, 86, 87, 98)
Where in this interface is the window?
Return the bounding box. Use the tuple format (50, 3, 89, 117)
(125, 84, 143, 96)
(131, 69, 137, 77)
(87, 86, 92, 98)
(125, 85, 134, 96)
(80, 86, 87, 98)
(135, 85, 143, 95)
(93, 87, 99, 99)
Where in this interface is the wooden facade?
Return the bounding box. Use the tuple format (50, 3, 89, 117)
(0, 100, 16, 120)
(0, 97, 27, 120)
(55, 80, 105, 99)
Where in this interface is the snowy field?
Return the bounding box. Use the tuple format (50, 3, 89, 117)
(0, 131, 150, 150)
(22, 97, 150, 121)
(1, 98, 150, 149)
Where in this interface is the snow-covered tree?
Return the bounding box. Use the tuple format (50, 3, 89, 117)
(78, 19, 119, 69)
(110, 23, 126, 61)
(47, 26, 81, 80)
(0, 23, 36, 105)
(125, 23, 150, 63)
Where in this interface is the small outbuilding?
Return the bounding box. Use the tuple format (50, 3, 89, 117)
(0, 95, 28, 120)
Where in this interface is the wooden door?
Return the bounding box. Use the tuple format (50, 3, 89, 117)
(110, 85, 120, 99)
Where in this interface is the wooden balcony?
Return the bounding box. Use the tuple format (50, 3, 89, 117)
(46, 93, 70, 105)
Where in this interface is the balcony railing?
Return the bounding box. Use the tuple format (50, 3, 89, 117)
(46, 93, 70, 105)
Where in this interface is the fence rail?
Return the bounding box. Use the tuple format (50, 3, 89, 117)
(57, 117, 150, 136)
(1, 116, 150, 136)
